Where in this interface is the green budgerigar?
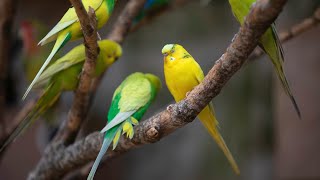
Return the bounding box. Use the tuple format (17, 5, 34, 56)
(24, 0, 117, 99)
(87, 72, 161, 180)
(228, 0, 301, 117)
(0, 40, 122, 151)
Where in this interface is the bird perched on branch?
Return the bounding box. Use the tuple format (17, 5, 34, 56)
(23, 0, 117, 99)
(88, 72, 161, 180)
(228, 0, 301, 118)
(0, 40, 122, 152)
(162, 44, 240, 175)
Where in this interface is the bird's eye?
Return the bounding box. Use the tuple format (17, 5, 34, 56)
(164, 53, 168, 56)
(170, 50, 174, 53)
(170, 57, 175, 61)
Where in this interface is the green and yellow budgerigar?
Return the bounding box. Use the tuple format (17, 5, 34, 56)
(228, 0, 301, 117)
(0, 40, 122, 152)
(162, 44, 240, 174)
(87, 72, 161, 180)
(23, 0, 117, 99)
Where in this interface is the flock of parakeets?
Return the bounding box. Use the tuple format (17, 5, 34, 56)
(0, 0, 301, 179)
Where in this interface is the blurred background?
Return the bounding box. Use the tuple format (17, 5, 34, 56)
(0, 0, 319, 179)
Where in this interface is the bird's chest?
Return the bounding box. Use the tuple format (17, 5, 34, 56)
(164, 65, 198, 101)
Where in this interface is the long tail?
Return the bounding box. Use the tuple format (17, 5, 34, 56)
(87, 128, 118, 180)
(23, 32, 71, 100)
(0, 83, 61, 152)
(260, 27, 301, 118)
(198, 104, 240, 175)
(274, 63, 301, 118)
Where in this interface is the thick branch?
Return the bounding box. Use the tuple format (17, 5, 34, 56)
(28, 0, 288, 179)
(53, 1, 99, 145)
(249, 7, 320, 60)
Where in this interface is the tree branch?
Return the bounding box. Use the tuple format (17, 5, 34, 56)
(53, 1, 99, 145)
(29, 0, 148, 179)
(249, 7, 320, 61)
(28, 0, 288, 179)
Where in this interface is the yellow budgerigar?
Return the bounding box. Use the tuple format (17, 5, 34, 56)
(162, 44, 240, 175)
(23, 0, 117, 99)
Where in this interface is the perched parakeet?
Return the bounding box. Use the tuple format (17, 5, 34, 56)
(228, 0, 301, 117)
(24, 0, 117, 99)
(162, 44, 240, 175)
(87, 72, 161, 180)
(0, 40, 122, 151)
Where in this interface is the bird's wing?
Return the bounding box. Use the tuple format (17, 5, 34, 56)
(38, 0, 103, 45)
(101, 73, 152, 133)
(34, 45, 86, 87)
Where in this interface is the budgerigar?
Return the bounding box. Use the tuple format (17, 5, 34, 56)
(162, 44, 240, 175)
(0, 40, 122, 151)
(228, 0, 301, 117)
(87, 72, 161, 180)
(24, 0, 117, 99)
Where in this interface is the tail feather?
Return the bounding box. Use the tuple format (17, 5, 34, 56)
(0, 83, 61, 152)
(260, 28, 301, 118)
(276, 66, 301, 118)
(23, 32, 71, 100)
(198, 105, 240, 175)
(87, 128, 119, 180)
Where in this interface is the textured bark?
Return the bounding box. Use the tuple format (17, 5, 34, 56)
(28, 0, 289, 179)
(53, 1, 99, 145)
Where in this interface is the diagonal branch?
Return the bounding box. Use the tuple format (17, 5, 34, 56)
(53, 0, 99, 145)
(28, 0, 288, 179)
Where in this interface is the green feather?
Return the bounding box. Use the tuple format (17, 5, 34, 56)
(90, 72, 161, 179)
(0, 40, 122, 151)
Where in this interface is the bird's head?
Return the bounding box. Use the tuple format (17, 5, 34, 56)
(99, 40, 123, 64)
(162, 44, 191, 65)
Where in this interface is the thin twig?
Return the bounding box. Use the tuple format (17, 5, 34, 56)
(249, 7, 320, 61)
(28, 0, 288, 179)
(53, 1, 99, 145)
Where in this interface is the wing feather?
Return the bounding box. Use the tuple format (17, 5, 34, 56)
(38, 0, 103, 45)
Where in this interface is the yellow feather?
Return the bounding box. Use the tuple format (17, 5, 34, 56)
(163, 44, 240, 175)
